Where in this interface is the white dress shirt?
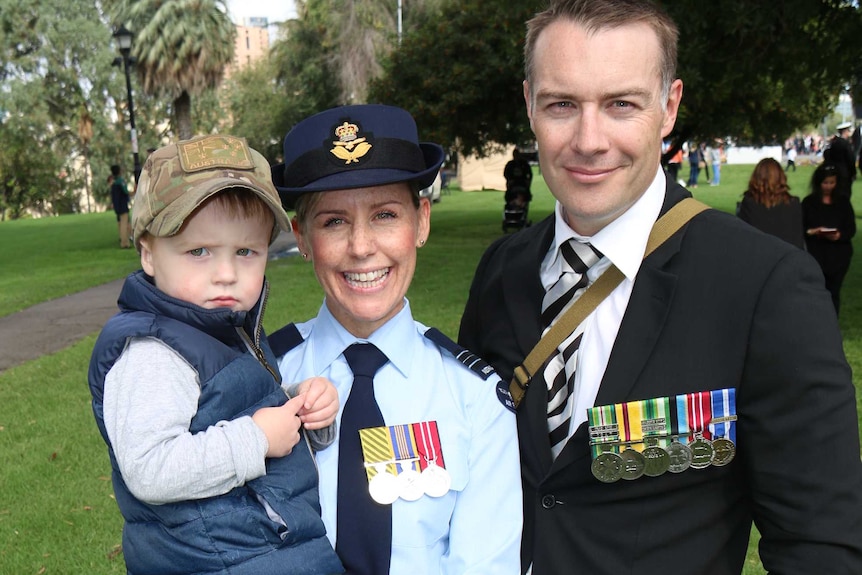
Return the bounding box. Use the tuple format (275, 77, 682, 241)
(539, 167, 666, 439)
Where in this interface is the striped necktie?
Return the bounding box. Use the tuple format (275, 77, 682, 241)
(337, 343, 391, 575)
(541, 239, 602, 458)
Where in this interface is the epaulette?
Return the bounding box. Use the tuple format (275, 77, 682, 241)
(267, 323, 304, 357)
(423, 327, 495, 380)
(423, 327, 515, 412)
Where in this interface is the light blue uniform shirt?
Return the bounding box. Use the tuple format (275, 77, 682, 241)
(278, 300, 522, 574)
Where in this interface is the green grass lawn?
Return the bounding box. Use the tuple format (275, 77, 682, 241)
(1, 162, 860, 573)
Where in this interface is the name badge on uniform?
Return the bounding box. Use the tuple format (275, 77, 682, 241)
(359, 420, 452, 504)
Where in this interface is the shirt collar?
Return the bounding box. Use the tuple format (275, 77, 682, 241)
(306, 298, 416, 378)
(551, 167, 665, 280)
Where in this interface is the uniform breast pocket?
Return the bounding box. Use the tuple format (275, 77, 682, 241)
(390, 439, 468, 550)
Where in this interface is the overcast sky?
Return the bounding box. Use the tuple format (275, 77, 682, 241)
(225, 0, 296, 24)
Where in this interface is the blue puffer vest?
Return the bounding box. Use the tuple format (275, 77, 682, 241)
(88, 271, 343, 575)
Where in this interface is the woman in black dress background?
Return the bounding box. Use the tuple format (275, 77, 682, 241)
(802, 163, 856, 315)
(738, 158, 805, 249)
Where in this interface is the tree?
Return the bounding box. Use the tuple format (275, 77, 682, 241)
(369, 0, 537, 157)
(370, 0, 862, 156)
(113, 0, 236, 139)
(0, 0, 129, 218)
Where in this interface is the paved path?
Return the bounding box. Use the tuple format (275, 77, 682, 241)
(0, 231, 297, 373)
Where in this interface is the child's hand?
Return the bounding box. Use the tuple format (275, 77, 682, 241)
(252, 395, 304, 457)
(294, 376, 339, 430)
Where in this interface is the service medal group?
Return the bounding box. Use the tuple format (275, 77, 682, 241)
(588, 388, 737, 483)
(359, 420, 452, 504)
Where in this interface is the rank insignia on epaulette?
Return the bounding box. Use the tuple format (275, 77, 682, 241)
(423, 327, 495, 380)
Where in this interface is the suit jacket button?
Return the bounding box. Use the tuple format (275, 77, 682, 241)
(541, 494, 556, 509)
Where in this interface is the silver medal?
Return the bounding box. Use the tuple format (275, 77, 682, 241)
(397, 468, 424, 501)
(368, 464, 399, 505)
(421, 462, 452, 497)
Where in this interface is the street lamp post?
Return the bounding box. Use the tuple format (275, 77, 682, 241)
(112, 25, 141, 185)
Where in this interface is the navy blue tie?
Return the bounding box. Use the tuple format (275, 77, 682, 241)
(337, 343, 391, 575)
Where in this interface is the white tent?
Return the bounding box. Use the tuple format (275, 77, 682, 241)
(457, 146, 515, 191)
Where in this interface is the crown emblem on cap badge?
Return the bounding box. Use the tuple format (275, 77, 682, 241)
(330, 121, 372, 164)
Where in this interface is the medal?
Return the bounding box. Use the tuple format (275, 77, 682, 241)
(689, 435, 714, 469)
(666, 439, 692, 473)
(711, 437, 736, 466)
(640, 397, 670, 477)
(709, 389, 737, 467)
(421, 462, 452, 497)
(588, 405, 622, 483)
(591, 450, 624, 483)
(397, 466, 424, 501)
(619, 447, 646, 480)
(367, 464, 399, 505)
(414, 421, 451, 497)
(642, 440, 670, 477)
(614, 401, 646, 480)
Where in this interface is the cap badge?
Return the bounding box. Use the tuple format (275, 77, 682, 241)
(330, 121, 372, 164)
(179, 135, 254, 172)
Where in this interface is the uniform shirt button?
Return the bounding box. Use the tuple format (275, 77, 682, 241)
(541, 494, 556, 509)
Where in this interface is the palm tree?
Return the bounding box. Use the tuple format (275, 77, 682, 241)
(115, 0, 235, 139)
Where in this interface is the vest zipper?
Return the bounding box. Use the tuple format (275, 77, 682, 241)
(239, 282, 280, 382)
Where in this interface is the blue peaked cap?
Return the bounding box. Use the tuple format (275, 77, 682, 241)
(272, 104, 444, 203)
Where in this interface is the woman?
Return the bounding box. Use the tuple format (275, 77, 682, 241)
(271, 104, 521, 574)
(802, 163, 856, 314)
(737, 157, 805, 249)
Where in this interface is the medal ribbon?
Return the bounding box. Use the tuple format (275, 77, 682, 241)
(412, 420, 446, 470)
(615, 400, 645, 452)
(389, 424, 420, 473)
(358, 426, 398, 480)
(709, 388, 736, 443)
(587, 403, 619, 459)
(642, 396, 670, 448)
(674, 393, 690, 445)
(686, 391, 713, 440)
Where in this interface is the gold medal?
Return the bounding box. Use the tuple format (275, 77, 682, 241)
(711, 437, 736, 466)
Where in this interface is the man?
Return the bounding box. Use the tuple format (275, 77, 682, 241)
(110, 164, 131, 249)
(458, 1, 862, 574)
(823, 121, 857, 198)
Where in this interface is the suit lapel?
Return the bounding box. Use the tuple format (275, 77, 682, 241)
(506, 217, 556, 475)
(501, 218, 554, 357)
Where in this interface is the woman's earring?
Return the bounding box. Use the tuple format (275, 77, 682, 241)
(418, 239, 426, 247)
(301, 252, 309, 260)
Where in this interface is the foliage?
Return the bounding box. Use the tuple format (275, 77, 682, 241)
(0, 0, 129, 218)
(369, 0, 862, 155)
(369, 0, 540, 157)
(111, 0, 236, 139)
(259, 0, 445, 161)
(222, 58, 291, 161)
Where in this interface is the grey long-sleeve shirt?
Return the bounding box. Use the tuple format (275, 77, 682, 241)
(103, 336, 334, 505)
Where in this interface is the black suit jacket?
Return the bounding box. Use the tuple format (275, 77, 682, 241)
(459, 182, 862, 574)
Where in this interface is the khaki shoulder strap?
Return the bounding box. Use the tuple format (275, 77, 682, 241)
(509, 197, 709, 408)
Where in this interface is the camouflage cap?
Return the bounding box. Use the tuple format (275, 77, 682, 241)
(132, 134, 290, 249)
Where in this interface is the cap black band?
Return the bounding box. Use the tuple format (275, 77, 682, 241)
(283, 137, 426, 188)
